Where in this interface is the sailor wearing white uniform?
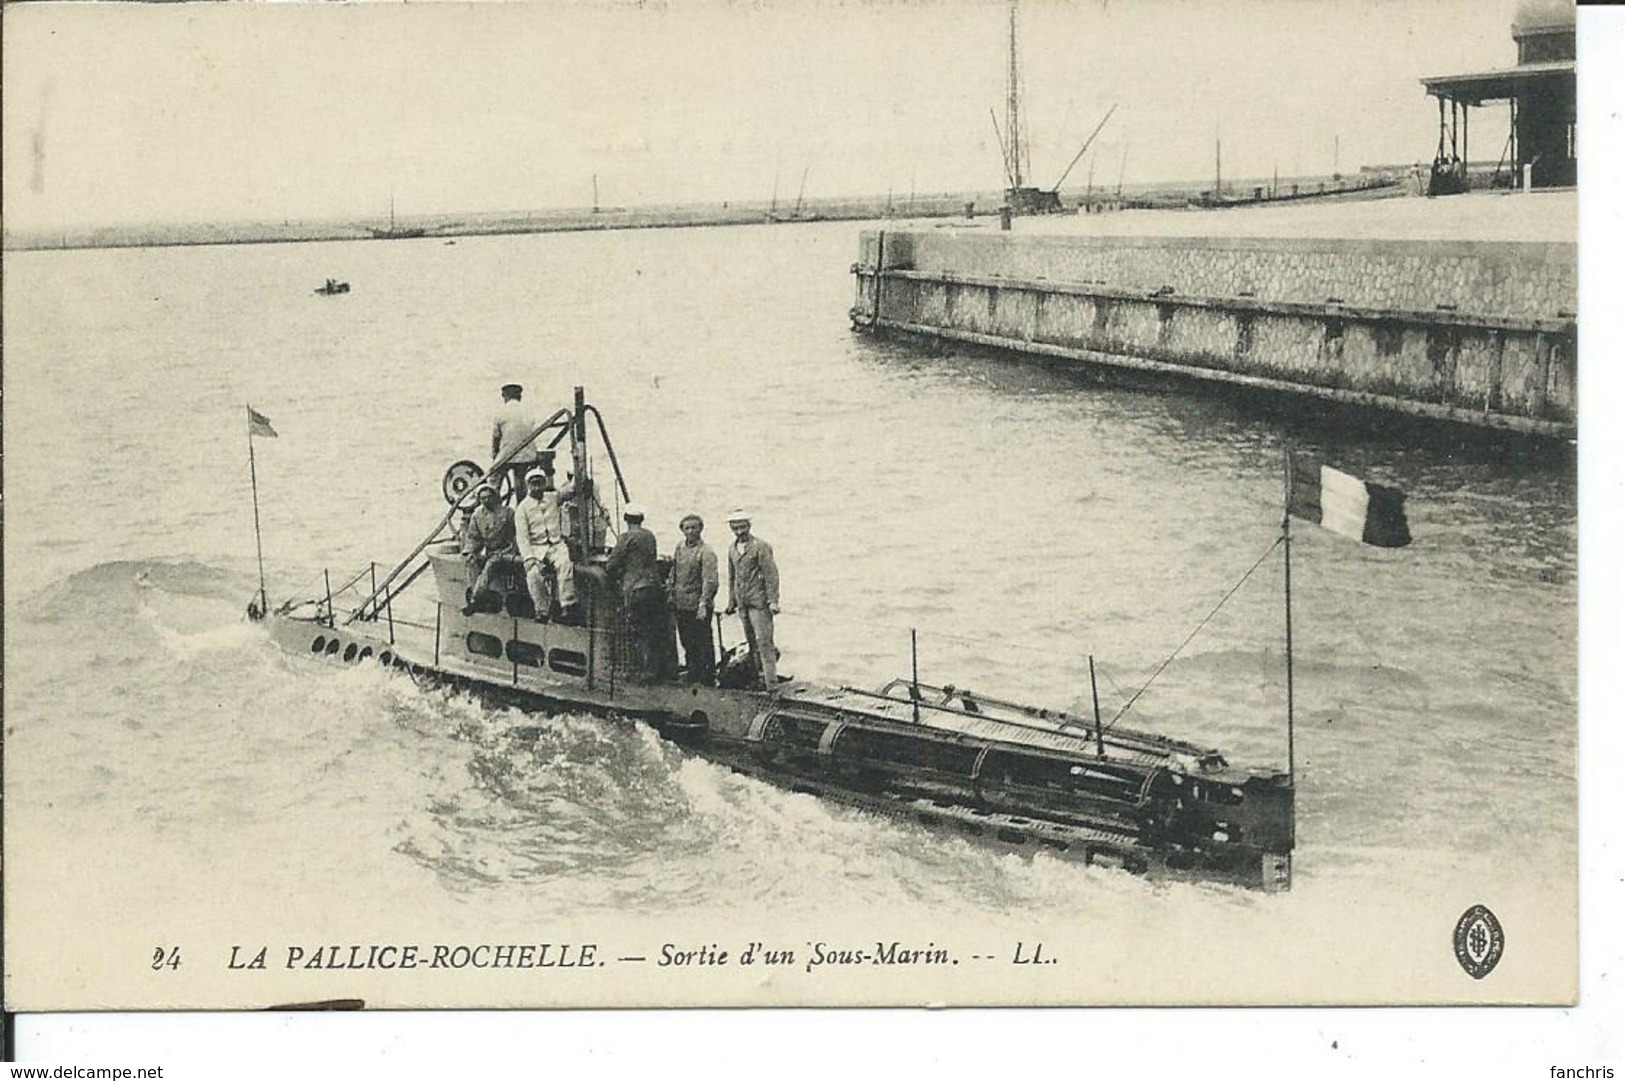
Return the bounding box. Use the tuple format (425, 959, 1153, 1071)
(514, 468, 578, 622)
(492, 382, 542, 501)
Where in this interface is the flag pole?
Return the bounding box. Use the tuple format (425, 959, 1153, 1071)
(1282, 449, 1296, 783)
(248, 405, 268, 614)
(910, 628, 922, 726)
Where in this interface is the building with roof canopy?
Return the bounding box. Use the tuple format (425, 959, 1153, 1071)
(1420, 0, 1575, 194)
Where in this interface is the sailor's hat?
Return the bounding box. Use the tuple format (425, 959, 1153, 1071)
(622, 503, 647, 520)
(726, 507, 752, 522)
(526, 468, 550, 483)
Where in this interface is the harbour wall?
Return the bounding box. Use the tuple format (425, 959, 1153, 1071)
(850, 230, 1577, 436)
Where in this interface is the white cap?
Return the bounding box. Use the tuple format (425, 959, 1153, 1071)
(727, 507, 752, 522)
(474, 481, 497, 497)
(622, 503, 646, 520)
(526, 468, 550, 483)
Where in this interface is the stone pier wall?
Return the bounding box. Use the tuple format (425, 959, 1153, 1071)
(850, 230, 1577, 436)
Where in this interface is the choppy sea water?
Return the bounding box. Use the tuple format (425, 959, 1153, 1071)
(3, 221, 1576, 1006)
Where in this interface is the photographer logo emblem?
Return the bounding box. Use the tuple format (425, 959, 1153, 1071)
(1453, 904, 1505, 979)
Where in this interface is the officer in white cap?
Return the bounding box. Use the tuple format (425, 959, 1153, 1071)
(492, 381, 541, 502)
(606, 503, 667, 681)
(514, 467, 578, 622)
(723, 508, 780, 690)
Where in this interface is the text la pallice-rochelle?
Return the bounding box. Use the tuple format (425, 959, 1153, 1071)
(228, 942, 599, 971)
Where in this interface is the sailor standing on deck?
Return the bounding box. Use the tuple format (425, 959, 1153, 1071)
(724, 509, 780, 691)
(514, 468, 579, 623)
(669, 514, 719, 685)
(492, 382, 542, 503)
(605, 504, 665, 682)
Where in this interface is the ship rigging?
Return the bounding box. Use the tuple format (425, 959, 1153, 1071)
(990, 0, 1116, 215)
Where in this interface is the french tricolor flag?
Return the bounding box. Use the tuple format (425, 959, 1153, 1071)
(247, 405, 278, 439)
(1287, 456, 1411, 548)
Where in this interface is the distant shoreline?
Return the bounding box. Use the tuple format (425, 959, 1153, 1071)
(2, 197, 979, 253)
(4, 172, 1396, 253)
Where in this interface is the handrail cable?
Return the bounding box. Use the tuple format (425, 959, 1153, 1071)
(360, 557, 436, 621)
(1105, 536, 1282, 730)
(780, 604, 1132, 700)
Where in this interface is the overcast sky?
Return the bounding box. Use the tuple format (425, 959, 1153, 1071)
(3, 0, 1522, 230)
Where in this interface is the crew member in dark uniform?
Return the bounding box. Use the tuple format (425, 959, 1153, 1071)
(605, 504, 666, 681)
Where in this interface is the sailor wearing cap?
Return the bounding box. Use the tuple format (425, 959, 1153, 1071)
(514, 468, 578, 622)
(461, 481, 521, 615)
(605, 503, 667, 682)
(723, 508, 780, 690)
(669, 514, 720, 685)
(492, 381, 543, 502)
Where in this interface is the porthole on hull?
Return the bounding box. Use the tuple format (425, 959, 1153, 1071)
(343, 643, 359, 662)
(311, 636, 327, 653)
(325, 639, 341, 655)
(547, 648, 588, 676)
(506, 639, 545, 668)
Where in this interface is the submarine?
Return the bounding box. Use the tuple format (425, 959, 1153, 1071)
(249, 387, 1295, 891)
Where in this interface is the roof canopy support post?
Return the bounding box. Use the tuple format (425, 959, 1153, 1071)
(1511, 95, 1520, 185)
(1463, 99, 1469, 168)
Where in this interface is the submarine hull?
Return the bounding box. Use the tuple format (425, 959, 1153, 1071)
(264, 606, 1294, 892)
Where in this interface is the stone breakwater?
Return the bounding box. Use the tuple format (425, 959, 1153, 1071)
(850, 230, 1577, 437)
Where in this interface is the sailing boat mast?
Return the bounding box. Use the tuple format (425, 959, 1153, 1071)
(1005, 0, 1024, 190)
(998, 0, 1061, 215)
(793, 165, 810, 218)
(369, 189, 424, 240)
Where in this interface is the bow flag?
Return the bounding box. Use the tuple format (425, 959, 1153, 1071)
(1287, 455, 1411, 548)
(246, 405, 278, 613)
(248, 406, 278, 439)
